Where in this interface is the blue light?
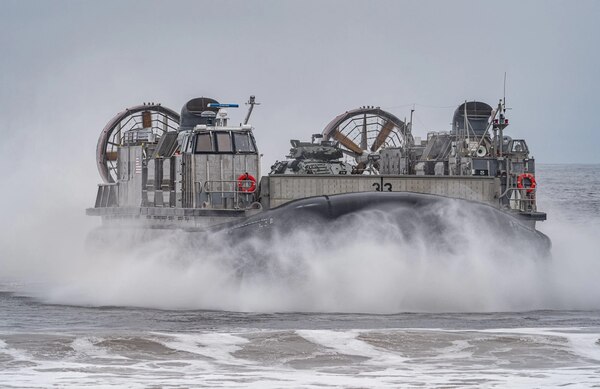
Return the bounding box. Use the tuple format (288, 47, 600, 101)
(207, 103, 239, 108)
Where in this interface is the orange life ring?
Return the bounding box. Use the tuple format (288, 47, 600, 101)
(517, 173, 536, 194)
(237, 173, 256, 193)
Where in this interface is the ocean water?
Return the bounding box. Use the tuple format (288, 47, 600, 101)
(1, 164, 600, 388)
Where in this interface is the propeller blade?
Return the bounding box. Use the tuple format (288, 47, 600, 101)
(106, 151, 118, 161)
(371, 120, 395, 152)
(332, 129, 363, 155)
(340, 148, 360, 158)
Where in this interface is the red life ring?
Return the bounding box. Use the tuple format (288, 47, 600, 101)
(237, 173, 256, 193)
(517, 173, 536, 194)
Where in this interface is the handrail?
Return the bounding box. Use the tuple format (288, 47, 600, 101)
(203, 180, 257, 194)
(202, 180, 256, 210)
(505, 187, 537, 212)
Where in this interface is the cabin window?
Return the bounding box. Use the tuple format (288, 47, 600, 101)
(195, 133, 213, 153)
(233, 133, 255, 153)
(216, 132, 233, 152)
(511, 140, 528, 154)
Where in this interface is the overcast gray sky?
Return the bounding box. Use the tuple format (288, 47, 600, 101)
(1, 0, 599, 202)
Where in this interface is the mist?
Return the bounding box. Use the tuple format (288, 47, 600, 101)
(0, 191, 597, 313)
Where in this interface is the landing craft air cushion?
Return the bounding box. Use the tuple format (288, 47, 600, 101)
(87, 96, 549, 248)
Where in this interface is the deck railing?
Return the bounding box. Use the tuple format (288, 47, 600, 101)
(506, 187, 537, 212)
(202, 180, 256, 209)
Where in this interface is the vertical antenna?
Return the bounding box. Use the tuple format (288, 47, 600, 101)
(463, 100, 469, 154)
(503, 72, 507, 109)
(409, 105, 415, 137)
(498, 99, 504, 158)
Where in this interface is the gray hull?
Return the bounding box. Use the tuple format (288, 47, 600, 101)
(224, 192, 551, 252)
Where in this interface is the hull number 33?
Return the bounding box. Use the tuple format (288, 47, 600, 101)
(372, 177, 393, 192)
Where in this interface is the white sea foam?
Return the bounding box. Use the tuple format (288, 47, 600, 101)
(296, 329, 408, 364)
(153, 332, 251, 365)
(1, 329, 600, 388)
(477, 327, 600, 362)
(429, 339, 474, 360)
(70, 337, 129, 360)
(0, 339, 32, 361)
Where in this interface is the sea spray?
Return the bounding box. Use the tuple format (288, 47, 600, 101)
(9, 200, 594, 313)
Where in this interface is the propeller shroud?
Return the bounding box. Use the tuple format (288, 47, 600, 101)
(321, 107, 412, 173)
(96, 104, 180, 183)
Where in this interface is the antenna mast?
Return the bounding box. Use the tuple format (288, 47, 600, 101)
(463, 100, 468, 156)
(243, 95, 260, 125)
(409, 106, 415, 144)
(503, 72, 507, 108)
(499, 73, 508, 157)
